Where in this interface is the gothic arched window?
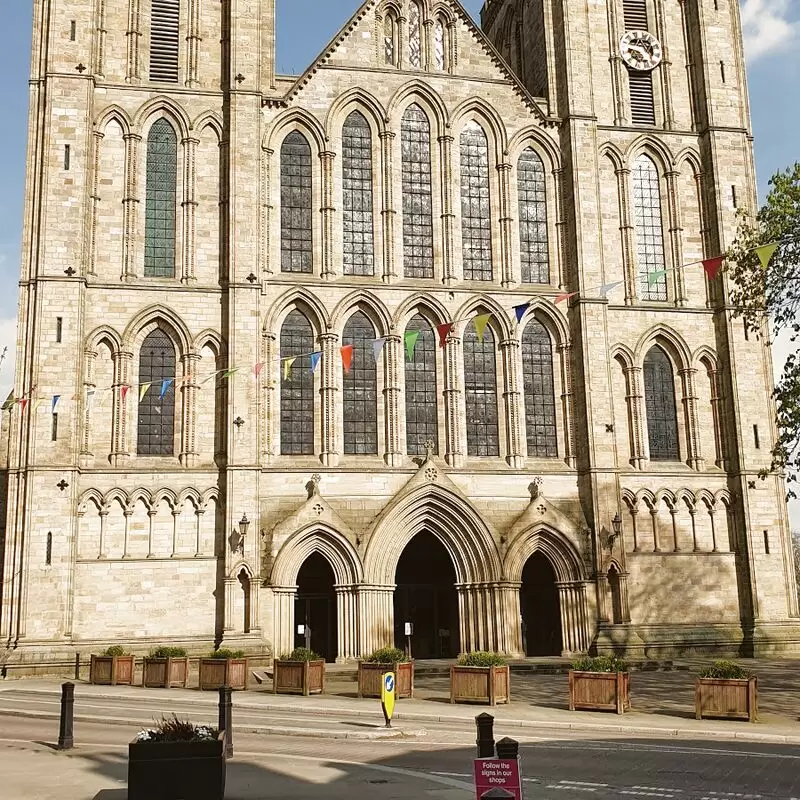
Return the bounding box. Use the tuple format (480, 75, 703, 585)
(401, 105, 434, 279)
(460, 122, 492, 281)
(518, 148, 549, 283)
(405, 314, 437, 455)
(280, 132, 313, 274)
(434, 19, 446, 71)
(342, 112, 375, 276)
(522, 319, 557, 457)
(384, 11, 397, 66)
(408, 1, 422, 68)
(643, 345, 679, 461)
(343, 311, 378, 454)
(464, 322, 499, 456)
(144, 118, 178, 278)
(149, 0, 180, 82)
(137, 328, 176, 455)
(632, 155, 667, 301)
(280, 310, 315, 455)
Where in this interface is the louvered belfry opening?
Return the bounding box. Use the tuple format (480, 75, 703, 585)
(623, 0, 655, 125)
(150, 0, 180, 83)
(622, 0, 648, 29)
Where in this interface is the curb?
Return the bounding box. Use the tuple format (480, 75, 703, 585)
(4, 685, 800, 744)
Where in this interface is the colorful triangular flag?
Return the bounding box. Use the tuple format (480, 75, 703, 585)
(756, 242, 779, 269)
(86, 388, 96, 409)
(647, 269, 667, 286)
(513, 302, 530, 323)
(33, 397, 45, 413)
(598, 281, 623, 298)
(283, 357, 296, 380)
(473, 314, 491, 342)
(310, 352, 322, 373)
(1, 391, 14, 410)
(404, 330, 420, 361)
(121, 385, 130, 401)
(436, 323, 454, 348)
(222, 368, 238, 379)
(52, 395, 60, 414)
(701, 256, 724, 280)
(254, 362, 264, 379)
(373, 338, 386, 362)
(139, 382, 152, 401)
(554, 291, 578, 304)
(340, 345, 354, 373)
(18, 398, 28, 413)
(160, 379, 173, 399)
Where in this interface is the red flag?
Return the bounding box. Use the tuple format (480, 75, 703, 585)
(436, 322, 454, 348)
(254, 362, 264, 378)
(702, 256, 724, 280)
(121, 385, 130, 402)
(554, 291, 578, 304)
(340, 345, 354, 373)
(18, 398, 28, 413)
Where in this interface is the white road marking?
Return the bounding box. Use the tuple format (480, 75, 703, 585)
(546, 784, 597, 792)
(559, 781, 609, 787)
(619, 792, 673, 798)
(631, 787, 683, 793)
(522, 741, 800, 761)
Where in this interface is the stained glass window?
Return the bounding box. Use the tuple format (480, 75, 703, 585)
(280, 310, 315, 455)
(405, 314, 437, 455)
(434, 20, 446, 71)
(632, 155, 667, 301)
(144, 119, 178, 278)
(464, 323, 499, 456)
(343, 311, 378, 454)
(342, 112, 375, 276)
(402, 105, 434, 279)
(384, 12, 396, 65)
(137, 328, 175, 455)
(522, 320, 557, 457)
(409, 2, 422, 68)
(460, 122, 492, 281)
(518, 149, 549, 284)
(280, 132, 313, 274)
(643, 346, 679, 461)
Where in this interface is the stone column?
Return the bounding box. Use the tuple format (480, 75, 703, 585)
(260, 147, 274, 275)
(171, 507, 180, 557)
(680, 367, 703, 470)
(121, 134, 141, 281)
(650, 506, 660, 552)
(707, 364, 727, 468)
(147, 508, 157, 558)
(80, 349, 97, 461)
(379, 131, 397, 282)
(320, 151, 336, 279)
(180, 353, 200, 466)
(273, 587, 296, 657)
(496, 162, 514, 287)
(665, 170, 686, 304)
(126, 0, 142, 83)
(195, 507, 205, 557)
(709, 505, 719, 553)
(87, 131, 104, 275)
(443, 329, 464, 468)
(320, 333, 340, 467)
(110, 350, 132, 466)
(98, 508, 108, 559)
(335, 585, 359, 662)
(500, 339, 524, 468)
(630, 506, 640, 552)
(557, 582, 589, 655)
(689, 506, 698, 552)
(181, 136, 199, 283)
(616, 167, 636, 303)
(383, 334, 402, 466)
(186, 0, 201, 87)
(552, 168, 566, 288)
(558, 342, 577, 467)
(438, 135, 456, 283)
(122, 508, 133, 558)
(496, 582, 523, 656)
(456, 583, 497, 653)
(653, 0, 676, 129)
(262, 332, 277, 462)
(625, 365, 646, 468)
(95, 0, 107, 76)
(357, 585, 395, 656)
(224, 577, 236, 632)
(595, 574, 610, 624)
(669, 505, 680, 551)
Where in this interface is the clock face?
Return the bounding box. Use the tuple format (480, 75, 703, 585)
(620, 30, 663, 71)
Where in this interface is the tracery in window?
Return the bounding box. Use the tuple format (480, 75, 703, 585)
(409, 1, 422, 68)
(343, 311, 378, 454)
(518, 149, 549, 284)
(460, 122, 492, 281)
(643, 345, 679, 461)
(434, 19, 446, 71)
(280, 132, 313, 274)
(522, 319, 557, 457)
(632, 155, 667, 301)
(464, 323, 499, 456)
(384, 12, 397, 65)
(144, 118, 178, 278)
(137, 328, 176, 456)
(405, 314, 437, 455)
(401, 105, 434, 279)
(342, 112, 375, 276)
(280, 310, 315, 455)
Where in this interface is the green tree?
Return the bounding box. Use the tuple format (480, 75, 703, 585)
(726, 162, 800, 491)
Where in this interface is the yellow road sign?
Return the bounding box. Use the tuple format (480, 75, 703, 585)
(381, 671, 396, 727)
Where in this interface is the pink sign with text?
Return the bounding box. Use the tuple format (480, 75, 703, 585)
(472, 757, 523, 800)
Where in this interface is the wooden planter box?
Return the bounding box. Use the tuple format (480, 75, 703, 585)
(89, 654, 135, 686)
(695, 676, 758, 722)
(128, 732, 226, 800)
(273, 658, 325, 696)
(357, 661, 414, 699)
(143, 657, 189, 689)
(198, 658, 248, 691)
(449, 665, 510, 705)
(569, 670, 631, 714)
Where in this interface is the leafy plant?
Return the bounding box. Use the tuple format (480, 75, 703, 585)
(135, 714, 218, 743)
(364, 647, 409, 664)
(149, 646, 188, 659)
(698, 660, 751, 679)
(457, 651, 506, 667)
(101, 645, 128, 657)
(207, 648, 245, 660)
(283, 647, 321, 662)
(571, 655, 628, 673)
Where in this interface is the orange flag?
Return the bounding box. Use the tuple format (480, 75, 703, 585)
(340, 345, 354, 373)
(436, 323, 454, 348)
(702, 256, 724, 280)
(554, 291, 578, 304)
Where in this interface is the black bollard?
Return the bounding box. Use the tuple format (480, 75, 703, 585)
(481, 790, 514, 799)
(495, 736, 519, 759)
(74, 652, 80, 681)
(57, 682, 74, 750)
(218, 685, 233, 759)
(475, 712, 495, 758)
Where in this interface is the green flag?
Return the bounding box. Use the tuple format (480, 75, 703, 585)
(756, 242, 779, 270)
(404, 330, 420, 361)
(647, 269, 667, 286)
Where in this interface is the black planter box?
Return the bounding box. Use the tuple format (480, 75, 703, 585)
(128, 732, 226, 800)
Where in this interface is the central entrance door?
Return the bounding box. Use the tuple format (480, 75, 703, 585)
(520, 551, 562, 656)
(294, 552, 337, 662)
(394, 531, 460, 658)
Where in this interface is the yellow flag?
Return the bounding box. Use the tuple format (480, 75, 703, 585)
(139, 383, 152, 401)
(756, 242, 779, 270)
(473, 314, 492, 342)
(283, 357, 296, 380)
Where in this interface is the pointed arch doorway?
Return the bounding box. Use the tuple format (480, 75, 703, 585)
(393, 531, 460, 658)
(294, 552, 338, 662)
(520, 552, 562, 656)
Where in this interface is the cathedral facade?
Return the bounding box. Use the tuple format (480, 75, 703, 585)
(2, 0, 799, 669)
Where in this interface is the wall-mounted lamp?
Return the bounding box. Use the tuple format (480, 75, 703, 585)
(608, 512, 622, 550)
(232, 513, 249, 554)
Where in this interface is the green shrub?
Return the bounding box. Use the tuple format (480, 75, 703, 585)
(101, 645, 128, 657)
(457, 651, 506, 667)
(364, 647, 409, 664)
(698, 660, 750, 679)
(135, 714, 218, 743)
(149, 646, 188, 659)
(284, 647, 322, 662)
(207, 648, 245, 660)
(571, 655, 628, 673)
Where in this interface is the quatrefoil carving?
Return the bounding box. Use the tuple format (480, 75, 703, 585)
(424, 467, 438, 482)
